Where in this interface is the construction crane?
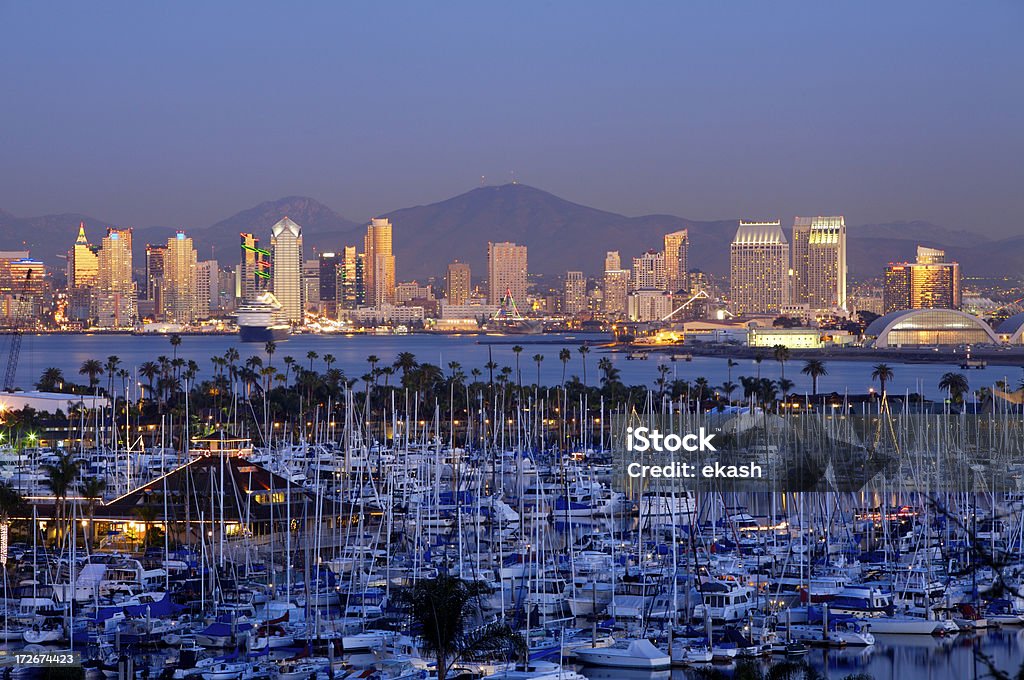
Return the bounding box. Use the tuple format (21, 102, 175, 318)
(3, 329, 21, 392)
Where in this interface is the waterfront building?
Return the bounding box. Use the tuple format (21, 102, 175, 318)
(270, 217, 304, 324)
(632, 250, 666, 290)
(664, 229, 689, 293)
(791, 216, 846, 312)
(866, 308, 999, 348)
(196, 260, 218, 317)
(337, 246, 364, 317)
(628, 289, 672, 322)
(318, 252, 339, 316)
(67, 223, 99, 289)
(603, 269, 629, 317)
(145, 243, 166, 314)
(729, 221, 789, 316)
(0, 255, 47, 326)
(487, 241, 528, 306)
(564, 271, 586, 315)
(748, 327, 825, 349)
(237, 232, 268, 303)
(883, 246, 961, 313)
(349, 304, 424, 325)
(439, 302, 500, 320)
(364, 218, 396, 308)
(446, 260, 471, 305)
(95, 228, 136, 328)
(997, 312, 1024, 345)
(161, 232, 198, 324)
(303, 258, 320, 310)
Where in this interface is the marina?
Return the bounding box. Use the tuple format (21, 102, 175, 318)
(2, 338, 1024, 678)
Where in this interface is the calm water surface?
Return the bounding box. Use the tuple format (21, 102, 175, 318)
(9, 332, 1024, 400)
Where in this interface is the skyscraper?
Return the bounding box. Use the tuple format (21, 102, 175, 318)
(663, 229, 689, 293)
(564, 271, 586, 314)
(270, 217, 304, 324)
(446, 260, 471, 305)
(487, 241, 528, 306)
(791, 216, 846, 311)
(67, 222, 99, 289)
(196, 260, 218, 317)
(319, 252, 340, 316)
(883, 246, 961, 313)
(729, 221, 790, 315)
(95, 228, 136, 328)
(337, 245, 363, 317)
(603, 251, 629, 317)
(632, 251, 666, 290)
(162, 231, 198, 324)
(145, 243, 166, 312)
(237, 232, 268, 303)
(364, 218, 396, 308)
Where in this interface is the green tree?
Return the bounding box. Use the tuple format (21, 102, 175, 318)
(558, 348, 571, 386)
(532, 353, 544, 386)
(800, 359, 828, 396)
(36, 367, 65, 392)
(871, 363, 894, 397)
(79, 359, 104, 391)
(396, 575, 525, 680)
(773, 344, 791, 379)
(939, 371, 970, 404)
(42, 451, 80, 545)
(577, 345, 591, 386)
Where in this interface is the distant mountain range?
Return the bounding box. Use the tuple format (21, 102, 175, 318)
(2, 184, 1021, 280)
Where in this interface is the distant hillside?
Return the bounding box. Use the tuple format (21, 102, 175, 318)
(4, 185, 1023, 281)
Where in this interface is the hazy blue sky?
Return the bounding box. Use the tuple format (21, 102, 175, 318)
(2, 1, 1021, 236)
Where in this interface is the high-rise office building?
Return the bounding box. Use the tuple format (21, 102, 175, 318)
(664, 229, 689, 293)
(271, 217, 304, 324)
(319, 252, 340, 316)
(791, 216, 846, 311)
(564, 271, 586, 315)
(302, 258, 320, 309)
(487, 241, 528, 306)
(632, 251, 666, 290)
(67, 222, 99, 289)
(237, 232, 268, 303)
(729, 221, 790, 315)
(145, 243, 166, 313)
(196, 260, 218, 317)
(883, 246, 961, 313)
(604, 251, 621, 272)
(364, 218, 396, 308)
(446, 261, 471, 305)
(162, 231, 198, 324)
(95, 228, 136, 328)
(602, 251, 629, 317)
(337, 246, 364, 316)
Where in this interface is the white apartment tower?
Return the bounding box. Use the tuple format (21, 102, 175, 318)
(271, 217, 304, 324)
(792, 216, 846, 312)
(564, 271, 586, 315)
(487, 241, 528, 306)
(729, 221, 790, 315)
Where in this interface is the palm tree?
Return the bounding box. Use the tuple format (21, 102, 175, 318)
(558, 348, 571, 386)
(265, 341, 276, 370)
(133, 503, 162, 548)
(139, 361, 160, 401)
(532, 353, 544, 386)
(0, 481, 25, 537)
(397, 575, 525, 680)
(308, 351, 320, 371)
(578, 345, 591, 386)
(939, 372, 970, 404)
(323, 354, 336, 371)
(169, 333, 182, 361)
(104, 355, 121, 398)
(720, 381, 738, 402)
(801, 359, 828, 396)
(871, 363, 894, 397)
(42, 451, 80, 545)
(778, 377, 795, 399)
(36, 367, 64, 392)
(80, 477, 106, 547)
(512, 345, 524, 387)
(773, 345, 791, 380)
(726, 358, 738, 385)
(394, 352, 418, 379)
(79, 359, 104, 391)
(754, 352, 764, 379)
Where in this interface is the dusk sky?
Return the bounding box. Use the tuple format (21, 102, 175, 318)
(2, 1, 1021, 236)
